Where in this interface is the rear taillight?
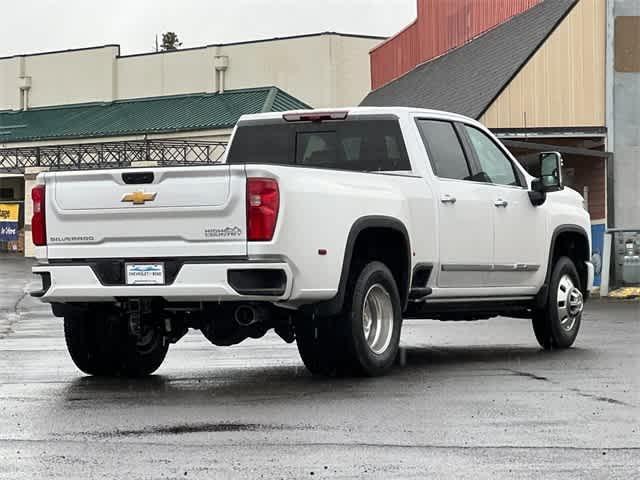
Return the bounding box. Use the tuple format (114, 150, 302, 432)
(246, 178, 279, 241)
(31, 184, 46, 246)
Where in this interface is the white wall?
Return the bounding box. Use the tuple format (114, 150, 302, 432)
(0, 34, 382, 111)
(17, 46, 119, 109)
(0, 57, 21, 110)
(117, 48, 213, 100)
(331, 35, 382, 106)
(219, 35, 333, 107)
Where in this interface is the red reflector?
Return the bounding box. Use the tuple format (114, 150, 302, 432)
(246, 178, 279, 242)
(31, 184, 46, 246)
(283, 111, 348, 122)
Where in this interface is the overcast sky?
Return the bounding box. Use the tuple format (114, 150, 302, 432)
(2, 0, 416, 57)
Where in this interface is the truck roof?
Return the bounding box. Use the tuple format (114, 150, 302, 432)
(238, 106, 479, 125)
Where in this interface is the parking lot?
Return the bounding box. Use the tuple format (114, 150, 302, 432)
(0, 254, 638, 479)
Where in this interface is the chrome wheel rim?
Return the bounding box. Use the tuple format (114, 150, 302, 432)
(557, 274, 583, 332)
(362, 283, 394, 355)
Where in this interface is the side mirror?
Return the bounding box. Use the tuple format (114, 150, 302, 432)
(528, 151, 563, 207)
(539, 151, 563, 191)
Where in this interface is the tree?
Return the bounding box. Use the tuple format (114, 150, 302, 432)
(160, 32, 182, 51)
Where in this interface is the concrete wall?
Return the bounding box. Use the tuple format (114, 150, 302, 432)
(332, 35, 384, 106)
(216, 36, 333, 107)
(25, 46, 120, 109)
(0, 34, 381, 111)
(612, 0, 640, 228)
(0, 58, 21, 110)
(117, 48, 212, 100)
(0, 46, 120, 111)
(117, 34, 379, 107)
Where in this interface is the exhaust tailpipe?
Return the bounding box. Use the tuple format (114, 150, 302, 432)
(234, 305, 257, 327)
(234, 304, 272, 327)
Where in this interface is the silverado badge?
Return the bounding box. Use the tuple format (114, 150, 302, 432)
(121, 190, 157, 205)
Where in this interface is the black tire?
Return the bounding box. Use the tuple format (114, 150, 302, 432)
(64, 310, 117, 376)
(295, 261, 403, 377)
(294, 314, 341, 376)
(120, 317, 169, 377)
(64, 308, 168, 377)
(532, 256, 583, 350)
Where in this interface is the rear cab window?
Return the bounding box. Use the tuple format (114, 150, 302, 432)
(227, 116, 412, 172)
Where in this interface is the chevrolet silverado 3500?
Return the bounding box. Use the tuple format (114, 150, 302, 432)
(30, 107, 593, 377)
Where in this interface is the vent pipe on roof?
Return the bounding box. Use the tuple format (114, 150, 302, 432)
(214, 56, 229, 93)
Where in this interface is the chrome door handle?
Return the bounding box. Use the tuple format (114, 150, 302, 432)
(494, 199, 508, 208)
(440, 195, 457, 204)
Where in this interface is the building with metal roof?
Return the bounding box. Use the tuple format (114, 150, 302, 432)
(0, 87, 308, 146)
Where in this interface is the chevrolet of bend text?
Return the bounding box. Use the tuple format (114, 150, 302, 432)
(30, 107, 593, 377)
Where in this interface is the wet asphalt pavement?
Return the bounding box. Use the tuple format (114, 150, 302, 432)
(0, 255, 638, 479)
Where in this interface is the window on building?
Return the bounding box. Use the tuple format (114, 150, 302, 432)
(0, 188, 14, 200)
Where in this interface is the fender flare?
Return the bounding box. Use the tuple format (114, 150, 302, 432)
(306, 215, 412, 317)
(535, 224, 590, 307)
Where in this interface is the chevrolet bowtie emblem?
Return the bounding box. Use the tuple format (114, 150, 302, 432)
(121, 190, 157, 205)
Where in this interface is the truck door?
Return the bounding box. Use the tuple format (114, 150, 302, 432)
(460, 124, 545, 288)
(416, 119, 494, 288)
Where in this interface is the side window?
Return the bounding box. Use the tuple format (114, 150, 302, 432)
(417, 119, 472, 181)
(463, 125, 520, 186)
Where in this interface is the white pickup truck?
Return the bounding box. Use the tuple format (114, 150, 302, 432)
(30, 107, 593, 377)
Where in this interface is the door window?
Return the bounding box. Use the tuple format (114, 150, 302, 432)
(417, 120, 472, 181)
(463, 125, 521, 187)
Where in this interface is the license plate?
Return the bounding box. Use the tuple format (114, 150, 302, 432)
(125, 263, 165, 285)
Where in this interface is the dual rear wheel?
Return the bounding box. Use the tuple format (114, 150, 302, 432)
(295, 261, 403, 376)
(64, 308, 168, 377)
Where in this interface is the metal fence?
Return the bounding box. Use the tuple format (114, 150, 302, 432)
(0, 139, 227, 173)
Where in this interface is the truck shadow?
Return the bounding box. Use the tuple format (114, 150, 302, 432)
(60, 344, 594, 403)
(53, 344, 601, 439)
(400, 344, 593, 368)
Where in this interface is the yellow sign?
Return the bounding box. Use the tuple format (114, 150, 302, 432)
(121, 191, 157, 205)
(0, 204, 19, 222)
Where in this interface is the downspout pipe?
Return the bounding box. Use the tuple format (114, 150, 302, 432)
(214, 55, 229, 94)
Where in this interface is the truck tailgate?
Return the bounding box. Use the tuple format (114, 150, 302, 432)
(44, 165, 247, 259)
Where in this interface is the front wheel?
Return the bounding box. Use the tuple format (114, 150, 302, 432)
(532, 256, 584, 349)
